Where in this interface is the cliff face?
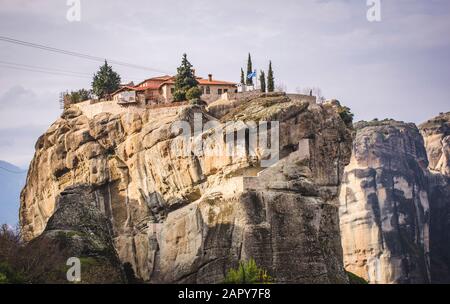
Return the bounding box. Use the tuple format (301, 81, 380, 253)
(420, 112, 450, 176)
(339, 113, 450, 284)
(35, 184, 126, 283)
(339, 120, 431, 284)
(419, 112, 450, 283)
(20, 94, 353, 283)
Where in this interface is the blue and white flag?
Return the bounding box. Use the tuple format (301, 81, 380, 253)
(247, 70, 256, 79)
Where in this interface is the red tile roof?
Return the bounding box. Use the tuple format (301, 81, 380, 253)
(136, 75, 172, 87)
(111, 86, 146, 96)
(159, 77, 236, 87)
(114, 75, 236, 96)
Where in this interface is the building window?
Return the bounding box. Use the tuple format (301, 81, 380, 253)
(224, 89, 228, 93)
(171, 87, 175, 94)
(201, 86, 205, 94)
(218, 89, 223, 95)
(206, 86, 210, 94)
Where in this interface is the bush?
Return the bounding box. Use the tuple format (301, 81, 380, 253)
(63, 89, 92, 106)
(186, 86, 202, 100)
(0, 224, 69, 284)
(338, 106, 354, 127)
(223, 258, 273, 284)
(172, 90, 185, 102)
(189, 98, 207, 106)
(346, 271, 368, 284)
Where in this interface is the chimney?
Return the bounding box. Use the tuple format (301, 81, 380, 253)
(208, 74, 212, 82)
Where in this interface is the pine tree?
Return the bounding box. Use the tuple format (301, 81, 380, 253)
(246, 53, 253, 86)
(173, 53, 199, 101)
(267, 61, 274, 92)
(240, 68, 245, 85)
(259, 71, 266, 93)
(92, 60, 121, 99)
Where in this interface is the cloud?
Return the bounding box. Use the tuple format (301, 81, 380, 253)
(0, 86, 61, 166)
(0, 0, 448, 148)
(0, 85, 38, 109)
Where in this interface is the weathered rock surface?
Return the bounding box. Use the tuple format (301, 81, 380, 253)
(339, 120, 431, 284)
(420, 112, 450, 176)
(419, 112, 450, 283)
(20, 95, 352, 283)
(35, 184, 126, 283)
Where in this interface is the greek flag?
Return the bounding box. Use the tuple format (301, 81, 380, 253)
(247, 70, 256, 79)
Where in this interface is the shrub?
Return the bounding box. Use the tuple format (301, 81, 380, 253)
(186, 86, 202, 100)
(346, 271, 368, 284)
(189, 98, 207, 106)
(338, 106, 354, 127)
(63, 89, 92, 107)
(0, 224, 69, 284)
(172, 90, 185, 102)
(223, 258, 273, 284)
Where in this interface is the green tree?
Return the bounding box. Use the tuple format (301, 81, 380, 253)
(186, 86, 202, 100)
(246, 53, 253, 86)
(259, 70, 266, 93)
(240, 68, 245, 85)
(338, 105, 354, 127)
(92, 61, 121, 99)
(223, 258, 273, 284)
(64, 88, 92, 105)
(173, 53, 199, 101)
(267, 61, 274, 92)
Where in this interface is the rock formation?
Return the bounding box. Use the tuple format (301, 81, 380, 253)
(339, 113, 450, 284)
(419, 112, 450, 283)
(35, 184, 126, 283)
(420, 112, 450, 176)
(20, 93, 353, 283)
(339, 120, 431, 284)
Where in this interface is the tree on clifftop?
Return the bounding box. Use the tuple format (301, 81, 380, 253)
(267, 61, 274, 92)
(259, 70, 266, 93)
(173, 53, 199, 101)
(240, 68, 245, 85)
(246, 53, 253, 86)
(92, 61, 121, 99)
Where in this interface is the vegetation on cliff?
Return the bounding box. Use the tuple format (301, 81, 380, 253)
(173, 53, 199, 101)
(92, 60, 121, 99)
(223, 259, 273, 284)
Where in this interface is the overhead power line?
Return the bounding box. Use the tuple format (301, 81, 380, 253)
(0, 60, 92, 76)
(0, 63, 92, 79)
(0, 35, 170, 74)
(0, 60, 150, 80)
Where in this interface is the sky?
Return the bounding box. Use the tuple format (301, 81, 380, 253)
(0, 0, 449, 168)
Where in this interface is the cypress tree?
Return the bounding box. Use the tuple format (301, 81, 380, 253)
(173, 53, 199, 101)
(267, 61, 274, 92)
(246, 53, 253, 86)
(259, 70, 266, 93)
(240, 68, 245, 85)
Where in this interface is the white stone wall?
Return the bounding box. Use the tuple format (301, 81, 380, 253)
(74, 99, 146, 119)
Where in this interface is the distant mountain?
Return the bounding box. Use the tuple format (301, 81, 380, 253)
(0, 160, 27, 227)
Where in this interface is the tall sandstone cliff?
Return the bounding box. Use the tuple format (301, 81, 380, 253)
(340, 113, 450, 284)
(419, 112, 450, 283)
(20, 94, 353, 283)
